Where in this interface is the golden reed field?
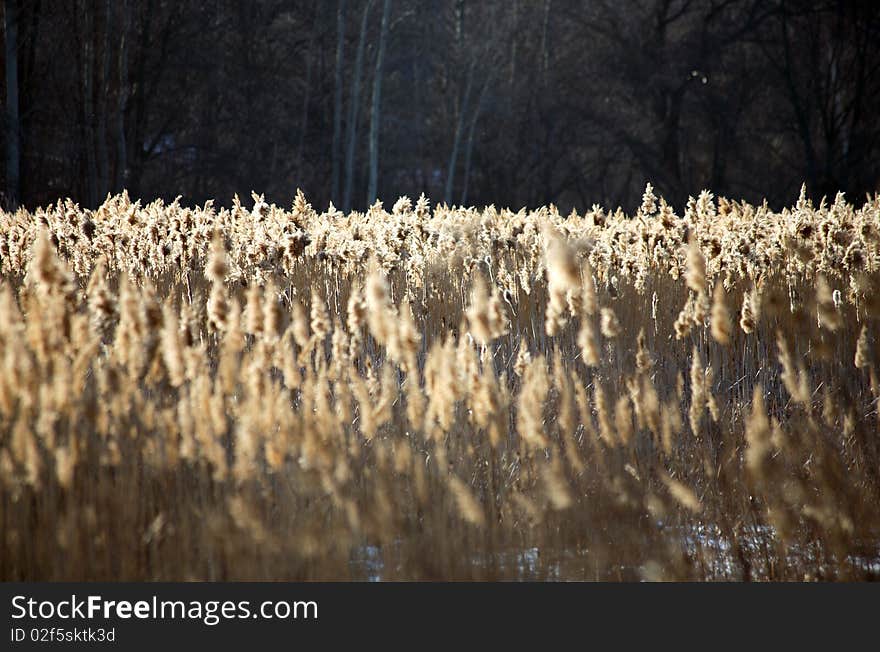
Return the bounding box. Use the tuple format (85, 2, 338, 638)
(1, 185, 879, 580)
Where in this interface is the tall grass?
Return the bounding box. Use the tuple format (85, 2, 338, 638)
(1, 186, 879, 580)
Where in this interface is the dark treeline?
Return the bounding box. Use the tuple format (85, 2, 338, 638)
(2, 0, 880, 213)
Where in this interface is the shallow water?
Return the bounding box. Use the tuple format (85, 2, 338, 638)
(348, 526, 880, 581)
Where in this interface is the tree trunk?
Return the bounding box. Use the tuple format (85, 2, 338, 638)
(82, 1, 98, 207)
(540, 0, 551, 79)
(331, 0, 346, 204)
(367, 0, 390, 205)
(342, 0, 374, 213)
(4, 0, 21, 209)
(96, 0, 112, 200)
(444, 57, 474, 206)
(660, 85, 685, 203)
(460, 77, 490, 206)
(115, 0, 130, 193)
(779, 12, 818, 194)
(295, 2, 321, 185)
(129, 0, 155, 198)
(509, 0, 518, 87)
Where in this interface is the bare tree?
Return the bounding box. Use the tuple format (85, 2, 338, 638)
(444, 56, 474, 205)
(97, 0, 112, 199)
(331, 0, 346, 203)
(3, 0, 20, 208)
(460, 74, 491, 206)
(5, 0, 880, 211)
(80, 1, 98, 207)
(342, 0, 374, 212)
(367, 0, 391, 204)
(114, 0, 130, 192)
(295, 2, 322, 183)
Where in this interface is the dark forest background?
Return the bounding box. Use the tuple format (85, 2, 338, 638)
(2, 0, 880, 213)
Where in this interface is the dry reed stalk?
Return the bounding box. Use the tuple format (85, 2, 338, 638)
(0, 188, 878, 581)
